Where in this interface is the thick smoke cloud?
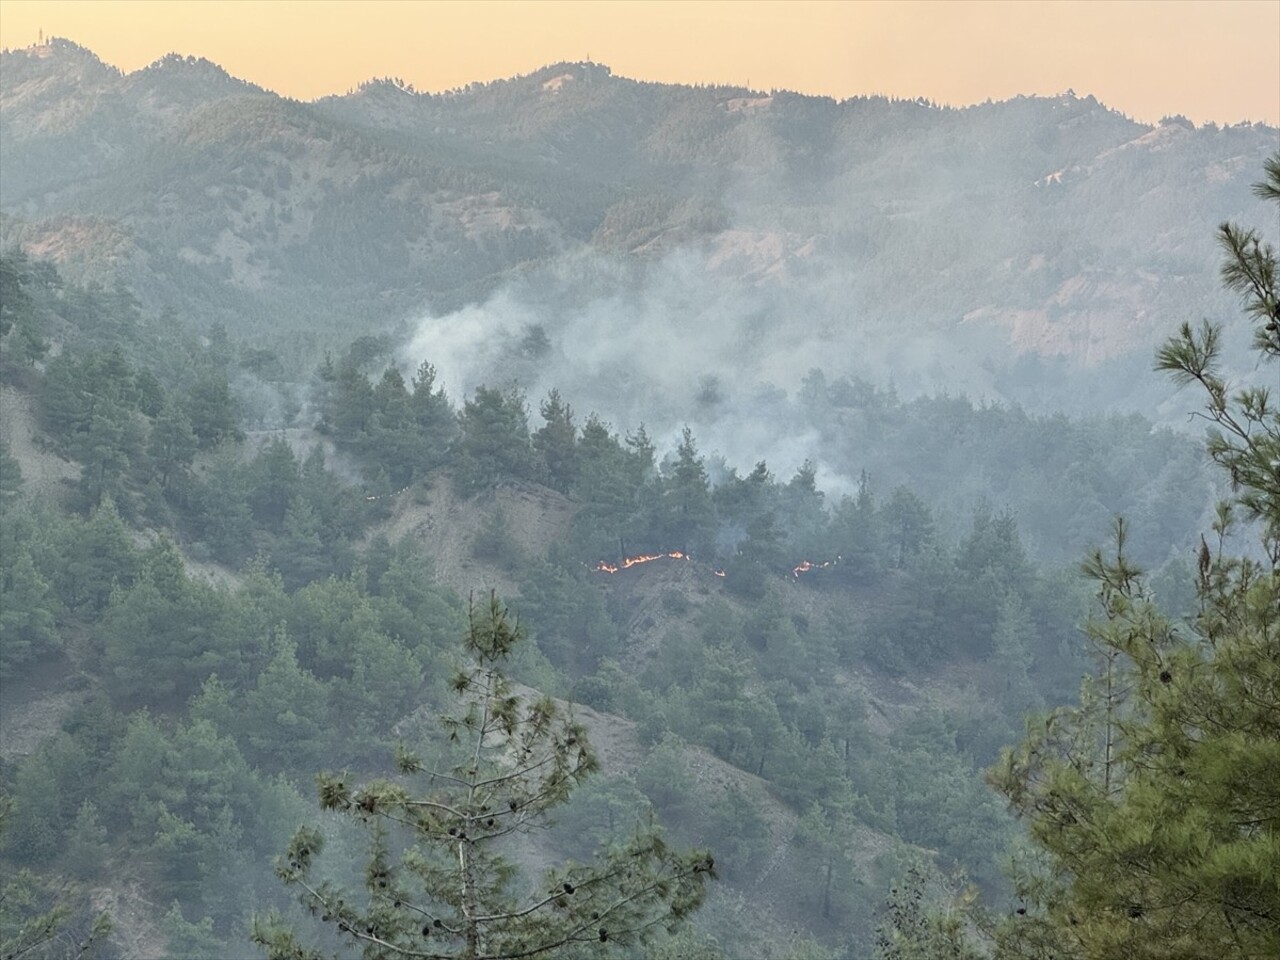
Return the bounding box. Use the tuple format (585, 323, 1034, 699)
(398, 109, 1269, 497)
(400, 245, 1016, 496)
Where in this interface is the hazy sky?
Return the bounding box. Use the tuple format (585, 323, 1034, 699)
(1, 0, 1277, 125)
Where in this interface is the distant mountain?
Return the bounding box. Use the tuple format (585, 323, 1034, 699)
(1, 39, 1276, 411)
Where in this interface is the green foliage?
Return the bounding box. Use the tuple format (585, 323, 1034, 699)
(634, 736, 699, 828)
(64, 802, 109, 881)
(0, 253, 33, 340)
(50, 497, 139, 613)
(330, 623, 424, 745)
(232, 630, 331, 771)
(0, 800, 111, 960)
(41, 350, 147, 511)
(254, 594, 714, 959)
(456, 385, 540, 495)
(569, 417, 656, 559)
(0, 438, 23, 505)
(991, 156, 1280, 960)
(533, 389, 578, 493)
(184, 368, 242, 448)
(102, 551, 261, 705)
(874, 863, 982, 960)
(146, 399, 199, 490)
(0, 251, 48, 371)
(702, 787, 770, 883)
(549, 775, 655, 861)
(0, 543, 60, 676)
(160, 903, 228, 960)
(411, 360, 460, 471)
(246, 437, 300, 531)
(880, 488, 936, 572)
(825, 471, 885, 581)
(516, 559, 618, 676)
(272, 497, 331, 590)
(888, 715, 1012, 889)
(0, 159, 1262, 958)
(659, 427, 715, 556)
(793, 799, 868, 928)
(105, 713, 292, 904)
(472, 504, 524, 571)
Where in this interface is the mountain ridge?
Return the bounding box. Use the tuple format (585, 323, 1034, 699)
(2, 39, 1276, 417)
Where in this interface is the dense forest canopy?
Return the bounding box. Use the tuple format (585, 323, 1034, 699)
(1, 37, 1277, 960)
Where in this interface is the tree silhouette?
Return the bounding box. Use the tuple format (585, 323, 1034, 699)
(989, 155, 1280, 959)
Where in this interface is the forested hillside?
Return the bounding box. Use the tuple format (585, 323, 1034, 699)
(0, 254, 1047, 955)
(0, 232, 1257, 956)
(1, 37, 1277, 960)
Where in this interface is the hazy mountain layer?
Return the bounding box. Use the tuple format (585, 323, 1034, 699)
(2, 42, 1274, 410)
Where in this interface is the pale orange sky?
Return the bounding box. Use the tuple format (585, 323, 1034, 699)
(1, 0, 1277, 125)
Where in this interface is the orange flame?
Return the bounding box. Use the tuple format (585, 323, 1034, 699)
(595, 551, 690, 574)
(792, 557, 839, 578)
(592, 553, 833, 582)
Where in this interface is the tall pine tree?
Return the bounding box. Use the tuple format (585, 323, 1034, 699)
(254, 593, 714, 960)
(989, 155, 1280, 960)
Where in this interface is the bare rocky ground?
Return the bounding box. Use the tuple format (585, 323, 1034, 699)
(0, 382, 79, 500)
(89, 883, 169, 960)
(371, 472, 576, 599)
(0, 659, 89, 762)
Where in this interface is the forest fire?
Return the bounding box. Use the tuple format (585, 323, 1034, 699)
(792, 558, 838, 578)
(593, 552, 834, 581)
(594, 551, 689, 574)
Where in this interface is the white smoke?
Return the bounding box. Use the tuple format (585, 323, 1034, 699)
(399, 244, 1012, 497)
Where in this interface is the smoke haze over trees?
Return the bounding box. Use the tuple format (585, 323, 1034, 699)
(1, 34, 1278, 960)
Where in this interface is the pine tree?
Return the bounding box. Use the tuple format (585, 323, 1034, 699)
(532, 390, 577, 493)
(660, 427, 713, 554)
(0, 795, 111, 960)
(988, 155, 1280, 959)
(0, 252, 46, 370)
(410, 360, 458, 471)
(145, 400, 198, 490)
(0, 548, 59, 676)
(874, 862, 982, 960)
(0, 438, 23, 505)
(253, 593, 714, 960)
(456, 387, 539, 494)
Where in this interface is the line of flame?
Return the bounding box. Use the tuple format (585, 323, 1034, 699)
(595, 551, 689, 574)
(792, 558, 839, 578)
(592, 554, 839, 580)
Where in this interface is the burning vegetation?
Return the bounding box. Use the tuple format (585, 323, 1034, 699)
(792, 557, 840, 579)
(593, 551, 838, 581)
(594, 551, 689, 574)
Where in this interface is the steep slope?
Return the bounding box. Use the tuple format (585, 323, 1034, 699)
(0, 382, 79, 501)
(369, 473, 576, 598)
